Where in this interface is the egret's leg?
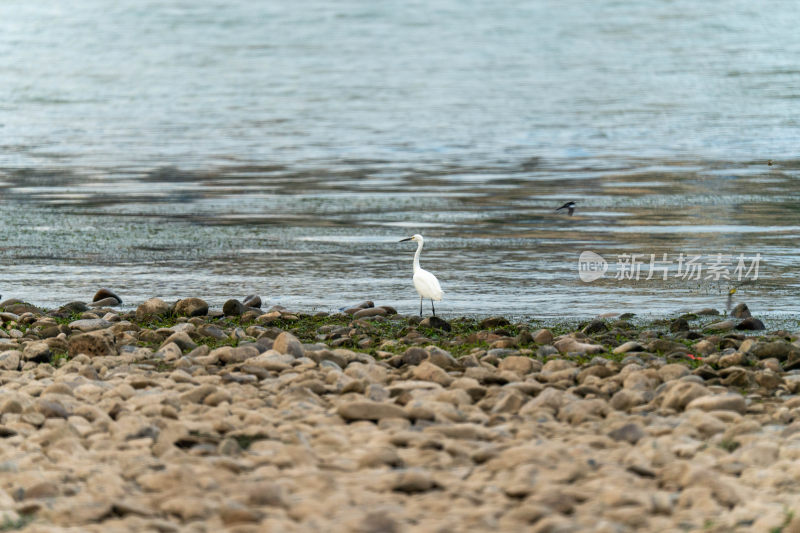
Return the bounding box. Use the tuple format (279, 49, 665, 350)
(431, 300, 436, 317)
(419, 297, 423, 316)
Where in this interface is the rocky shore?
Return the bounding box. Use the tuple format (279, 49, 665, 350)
(1, 293, 800, 532)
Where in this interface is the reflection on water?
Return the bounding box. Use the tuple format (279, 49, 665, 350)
(0, 159, 798, 318)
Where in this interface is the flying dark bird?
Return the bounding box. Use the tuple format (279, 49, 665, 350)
(556, 201, 576, 216)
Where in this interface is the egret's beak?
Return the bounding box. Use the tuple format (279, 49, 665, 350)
(399, 237, 412, 242)
(729, 288, 737, 295)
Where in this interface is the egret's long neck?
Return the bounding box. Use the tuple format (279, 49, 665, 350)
(413, 240, 423, 273)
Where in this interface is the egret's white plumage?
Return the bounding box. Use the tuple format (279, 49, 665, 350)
(399, 234, 443, 316)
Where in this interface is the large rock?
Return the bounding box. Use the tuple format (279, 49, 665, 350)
(160, 331, 198, 352)
(92, 288, 122, 304)
(735, 317, 765, 331)
(670, 318, 689, 332)
(607, 423, 645, 444)
(174, 298, 209, 317)
(659, 381, 709, 411)
(533, 329, 553, 344)
(752, 341, 796, 360)
(401, 347, 428, 366)
(480, 317, 510, 329)
(3, 303, 40, 315)
(657, 364, 690, 382)
(353, 307, 387, 319)
(56, 301, 89, 315)
(0, 350, 21, 370)
(197, 324, 227, 340)
(686, 393, 746, 414)
(411, 361, 453, 386)
(337, 401, 408, 421)
(22, 342, 52, 363)
(613, 341, 644, 354)
(498, 356, 536, 374)
(90, 297, 121, 308)
(419, 316, 451, 331)
(581, 320, 608, 335)
(69, 330, 117, 357)
(136, 298, 171, 320)
(223, 299, 246, 316)
(68, 319, 113, 332)
(242, 294, 262, 308)
(704, 320, 735, 332)
(730, 303, 751, 318)
(692, 339, 716, 356)
(609, 389, 652, 411)
(273, 331, 304, 357)
(554, 337, 604, 355)
(426, 347, 459, 370)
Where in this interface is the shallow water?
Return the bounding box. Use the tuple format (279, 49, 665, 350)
(1, 1, 799, 318)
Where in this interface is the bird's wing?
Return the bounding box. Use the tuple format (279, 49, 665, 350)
(414, 269, 443, 300)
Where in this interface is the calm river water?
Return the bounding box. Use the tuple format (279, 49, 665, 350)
(1, 1, 798, 318)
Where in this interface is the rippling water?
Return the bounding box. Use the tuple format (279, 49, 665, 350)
(1, 1, 798, 318)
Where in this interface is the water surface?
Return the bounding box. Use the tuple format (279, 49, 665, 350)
(1, 1, 798, 318)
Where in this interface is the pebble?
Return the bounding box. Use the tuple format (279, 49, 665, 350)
(554, 337, 604, 355)
(607, 422, 645, 444)
(686, 393, 747, 414)
(533, 328, 553, 344)
(92, 288, 122, 304)
(242, 294, 262, 308)
(136, 297, 171, 320)
(731, 302, 752, 318)
(352, 307, 387, 319)
(613, 340, 644, 354)
(69, 318, 113, 332)
(222, 299, 246, 316)
(419, 316, 452, 331)
(736, 317, 765, 330)
(337, 400, 408, 421)
(22, 341, 52, 363)
(704, 320, 736, 332)
(174, 297, 209, 317)
(273, 331, 304, 357)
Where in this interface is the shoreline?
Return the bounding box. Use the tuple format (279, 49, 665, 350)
(1, 295, 800, 531)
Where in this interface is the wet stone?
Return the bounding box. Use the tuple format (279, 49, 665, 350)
(223, 299, 246, 316)
(92, 288, 122, 304)
(136, 298, 171, 320)
(0, 350, 21, 370)
(401, 347, 428, 366)
(22, 342, 52, 363)
(736, 317, 765, 331)
(479, 317, 510, 329)
(670, 318, 689, 332)
(607, 423, 645, 444)
(174, 297, 209, 317)
(68, 319, 113, 332)
(731, 303, 751, 318)
(353, 307, 387, 319)
(419, 316, 451, 331)
(582, 320, 608, 335)
(338, 401, 408, 421)
(705, 320, 735, 332)
(242, 294, 262, 308)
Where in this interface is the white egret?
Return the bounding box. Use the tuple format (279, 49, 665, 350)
(556, 201, 576, 216)
(399, 234, 443, 316)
